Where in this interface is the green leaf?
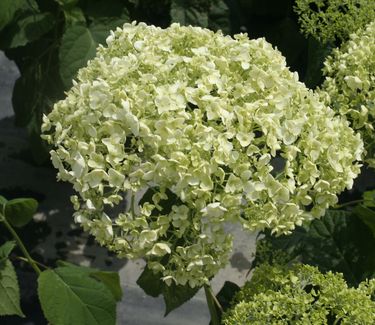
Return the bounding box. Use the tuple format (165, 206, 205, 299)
(38, 267, 116, 325)
(215, 281, 240, 312)
(55, 260, 123, 301)
(11, 64, 40, 127)
(354, 205, 375, 238)
(163, 281, 200, 316)
(89, 17, 130, 45)
(55, 0, 86, 25)
(0, 195, 7, 210)
(306, 210, 375, 284)
(208, 0, 230, 34)
(254, 210, 375, 286)
(62, 6, 86, 26)
(59, 24, 97, 88)
(170, 0, 209, 28)
(0, 259, 24, 317)
(91, 271, 123, 302)
(4, 198, 38, 228)
(0, 12, 55, 48)
(55, 0, 79, 8)
(252, 227, 307, 269)
(2, 3, 63, 164)
(136, 265, 163, 298)
(207, 281, 240, 324)
(0, 241, 16, 265)
(56, 260, 78, 268)
(137, 265, 200, 315)
(11, 38, 64, 131)
(364, 190, 375, 208)
(59, 3, 130, 88)
(13, 51, 63, 159)
(0, 0, 31, 31)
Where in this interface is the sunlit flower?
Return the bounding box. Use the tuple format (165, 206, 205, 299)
(42, 22, 363, 287)
(319, 21, 375, 167)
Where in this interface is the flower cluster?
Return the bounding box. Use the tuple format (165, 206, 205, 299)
(42, 22, 362, 287)
(294, 0, 375, 44)
(319, 21, 375, 167)
(223, 263, 375, 324)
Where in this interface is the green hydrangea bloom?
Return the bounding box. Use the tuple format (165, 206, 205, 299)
(294, 0, 375, 44)
(42, 22, 362, 287)
(319, 21, 375, 167)
(223, 263, 375, 324)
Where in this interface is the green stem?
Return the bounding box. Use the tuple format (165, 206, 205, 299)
(334, 199, 364, 209)
(131, 192, 136, 217)
(1, 215, 41, 275)
(14, 256, 48, 270)
(204, 284, 221, 325)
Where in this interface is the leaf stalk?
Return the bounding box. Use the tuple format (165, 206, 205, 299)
(204, 284, 222, 325)
(0, 214, 41, 275)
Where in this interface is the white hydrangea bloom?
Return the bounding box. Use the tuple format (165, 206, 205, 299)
(42, 22, 363, 287)
(319, 21, 375, 167)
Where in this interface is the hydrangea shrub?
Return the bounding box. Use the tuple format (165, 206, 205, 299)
(294, 0, 375, 44)
(223, 263, 375, 324)
(42, 22, 363, 287)
(319, 21, 375, 167)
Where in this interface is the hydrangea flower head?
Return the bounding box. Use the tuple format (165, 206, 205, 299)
(223, 264, 375, 324)
(319, 21, 375, 167)
(294, 0, 375, 44)
(42, 22, 363, 287)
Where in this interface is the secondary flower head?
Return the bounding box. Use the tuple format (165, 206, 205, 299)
(223, 264, 375, 324)
(42, 22, 362, 287)
(294, 0, 375, 44)
(319, 21, 375, 167)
